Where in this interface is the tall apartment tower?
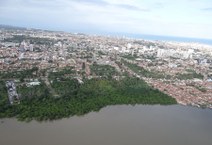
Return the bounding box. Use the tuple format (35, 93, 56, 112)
(5, 81, 20, 105)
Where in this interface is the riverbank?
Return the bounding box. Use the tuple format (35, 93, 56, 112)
(1, 105, 212, 145)
(0, 77, 176, 121)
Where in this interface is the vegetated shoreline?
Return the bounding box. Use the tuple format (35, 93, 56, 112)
(0, 77, 176, 122)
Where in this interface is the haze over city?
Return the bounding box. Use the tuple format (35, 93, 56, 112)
(0, 0, 212, 39)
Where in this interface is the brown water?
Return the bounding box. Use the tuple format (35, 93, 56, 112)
(0, 105, 212, 145)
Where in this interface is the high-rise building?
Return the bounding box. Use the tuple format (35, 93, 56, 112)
(29, 44, 33, 52)
(5, 81, 20, 105)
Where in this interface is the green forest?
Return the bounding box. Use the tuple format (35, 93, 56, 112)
(0, 77, 176, 122)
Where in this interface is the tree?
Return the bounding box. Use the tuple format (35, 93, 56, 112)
(82, 62, 86, 70)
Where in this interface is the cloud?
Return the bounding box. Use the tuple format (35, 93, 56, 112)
(154, 2, 165, 8)
(72, 0, 109, 6)
(114, 4, 150, 11)
(201, 7, 212, 11)
(0, 0, 68, 10)
(71, 0, 148, 11)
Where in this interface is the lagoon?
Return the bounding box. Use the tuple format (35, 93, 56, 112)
(0, 105, 212, 145)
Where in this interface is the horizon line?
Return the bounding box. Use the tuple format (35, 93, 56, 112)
(1, 24, 212, 43)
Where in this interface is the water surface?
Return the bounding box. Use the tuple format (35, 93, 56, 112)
(0, 105, 212, 145)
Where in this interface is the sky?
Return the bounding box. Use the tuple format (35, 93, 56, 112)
(0, 0, 212, 39)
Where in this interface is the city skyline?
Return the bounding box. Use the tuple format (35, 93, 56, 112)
(0, 0, 212, 39)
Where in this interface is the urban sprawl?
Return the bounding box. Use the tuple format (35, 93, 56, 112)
(0, 27, 212, 108)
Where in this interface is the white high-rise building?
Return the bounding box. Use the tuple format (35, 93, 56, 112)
(29, 44, 33, 52)
(127, 43, 132, 49)
(18, 53, 24, 60)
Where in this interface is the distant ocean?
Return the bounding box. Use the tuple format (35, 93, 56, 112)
(124, 34, 212, 46)
(101, 32, 212, 46)
(129, 34, 212, 46)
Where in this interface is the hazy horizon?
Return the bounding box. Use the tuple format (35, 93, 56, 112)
(0, 0, 212, 39)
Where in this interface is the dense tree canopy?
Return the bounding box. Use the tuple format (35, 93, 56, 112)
(0, 77, 176, 121)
